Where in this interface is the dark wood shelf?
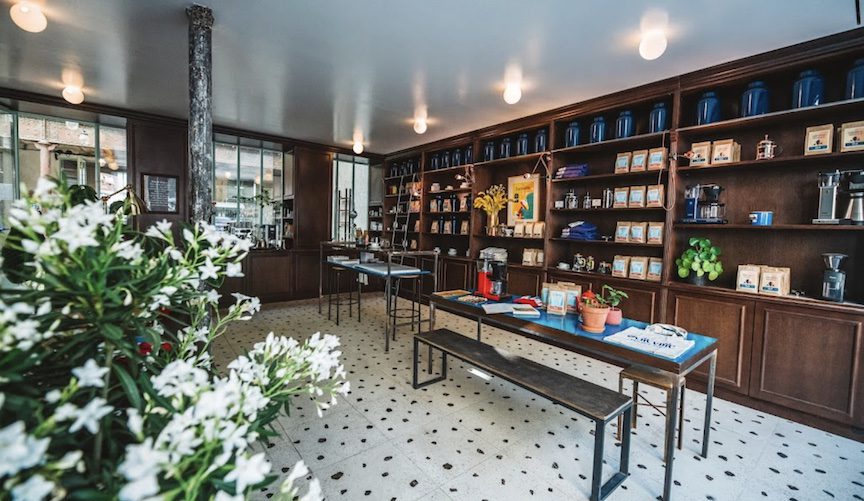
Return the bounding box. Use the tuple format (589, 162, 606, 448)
(385, 194, 420, 199)
(424, 164, 473, 175)
(545, 267, 662, 287)
(549, 237, 663, 248)
(551, 131, 669, 155)
(666, 281, 864, 314)
(552, 169, 668, 183)
(423, 232, 470, 237)
(676, 151, 864, 174)
(551, 207, 667, 213)
(474, 234, 546, 241)
(472, 151, 549, 169)
(676, 97, 864, 135)
(507, 262, 545, 271)
(674, 223, 864, 231)
(429, 188, 472, 194)
(424, 211, 471, 216)
(384, 173, 420, 182)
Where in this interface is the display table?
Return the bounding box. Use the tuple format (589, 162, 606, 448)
(427, 293, 718, 501)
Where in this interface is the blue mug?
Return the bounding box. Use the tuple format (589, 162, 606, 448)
(749, 211, 774, 226)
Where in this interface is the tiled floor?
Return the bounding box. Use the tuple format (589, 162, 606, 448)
(214, 294, 864, 501)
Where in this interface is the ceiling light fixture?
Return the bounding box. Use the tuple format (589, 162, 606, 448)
(639, 29, 668, 60)
(413, 117, 427, 134)
(353, 140, 364, 155)
(10, 1, 47, 33)
(503, 82, 522, 105)
(62, 86, 85, 104)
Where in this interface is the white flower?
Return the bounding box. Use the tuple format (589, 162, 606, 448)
(69, 398, 112, 434)
(113, 240, 144, 262)
(281, 460, 309, 493)
(119, 437, 167, 483)
(118, 475, 160, 501)
(224, 452, 270, 494)
(214, 492, 243, 501)
(72, 359, 108, 388)
(300, 478, 322, 501)
(11, 474, 54, 501)
(205, 289, 221, 304)
(45, 390, 62, 403)
(151, 360, 209, 399)
(53, 403, 77, 422)
(54, 450, 83, 470)
(145, 219, 172, 240)
(198, 258, 219, 281)
(126, 408, 143, 438)
(0, 422, 50, 477)
(225, 262, 243, 277)
(168, 249, 183, 261)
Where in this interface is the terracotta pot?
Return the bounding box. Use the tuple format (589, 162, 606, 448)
(580, 304, 610, 333)
(606, 307, 622, 325)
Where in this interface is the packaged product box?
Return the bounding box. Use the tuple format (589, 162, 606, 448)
(540, 282, 555, 307)
(646, 184, 665, 207)
(628, 185, 646, 208)
(460, 221, 469, 235)
(613, 187, 630, 208)
(615, 221, 632, 242)
(629, 257, 648, 280)
(547, 286, 568, 315)
(630, 150, 648, 172)
(564, 284, 583, 313)
(646, 222, 664, 244)
(522, 248, 537, 266)
(513, 222, 525, 237)
(647, 258, 663, 281)
(840, 120, 864, 152)
(689, 142, 712, 166)
(629, 222, 647, 243)
(647, 147, 667, 170)
(759, 266, 790, 296)
(532, 222, 545, 238)
(615, 152, 632, 174)
(736, 264, 761, 293)
(711, 139, 740, 164)
(430, 220, 439, 233)
(612, 255, 630, 278)
(805, 124, 834, 155)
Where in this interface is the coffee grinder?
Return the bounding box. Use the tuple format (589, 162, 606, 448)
(681, 184, 727, 224)
(843, 170, 864, 225)
(813, 170, 842, 224)
(476, 248, 509, 301)
(821, 253, 847, 302)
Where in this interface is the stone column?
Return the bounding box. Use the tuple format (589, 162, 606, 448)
(187, 4, 214, 223)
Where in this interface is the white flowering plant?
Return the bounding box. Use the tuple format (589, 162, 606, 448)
(0, 179, 348, 500)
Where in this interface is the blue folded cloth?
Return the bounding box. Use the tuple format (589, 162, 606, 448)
(555, 163, 589, 178)
(560, 221, 597, 240)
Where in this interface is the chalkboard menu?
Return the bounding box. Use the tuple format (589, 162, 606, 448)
(142, 174, 178, 213)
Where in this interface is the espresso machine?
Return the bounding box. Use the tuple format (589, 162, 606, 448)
(681, 184, 727, 224)
(476, 248, 508, 301)
(843, 170, 864, 225)
(813, 170, 842, 224)
(821, 253, 847, 302)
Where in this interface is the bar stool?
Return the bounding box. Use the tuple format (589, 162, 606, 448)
(386, 274, 423, 340)
(616, 364, 685, 461)
(327, 265, 359, 326)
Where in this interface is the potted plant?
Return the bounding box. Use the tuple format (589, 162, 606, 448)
(473, 184, 511, 236)
(676, 237, 724, 286)
(601, 284, 629, 325)
(579, 290, 610, 333)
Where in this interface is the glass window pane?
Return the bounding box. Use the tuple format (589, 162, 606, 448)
(99, 125, 128, 205)
(214, 143, 239, 234)
(18, 115, 97, 193)
(0, 113, 14, 229)
(238, 146, 261, 232)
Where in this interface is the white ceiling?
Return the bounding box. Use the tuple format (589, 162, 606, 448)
(0, 0, 858, 154)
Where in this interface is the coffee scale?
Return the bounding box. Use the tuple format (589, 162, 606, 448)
(680, 184, 727, 224)
(476, 247, 509, 301)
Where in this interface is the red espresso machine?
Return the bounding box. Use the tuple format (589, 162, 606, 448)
(476, 248, 508, 301)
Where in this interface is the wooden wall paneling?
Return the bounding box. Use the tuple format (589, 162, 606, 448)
(293, 147, 333, 249)
(750, 303, 864, 425)
(248, 252, 293, 301)
(128, 119, 188, 230)
(667, 289, 755, 393)
(293, 250, 322, 299)
(507, 265, 542, 297)
(443, 257, 472, 291)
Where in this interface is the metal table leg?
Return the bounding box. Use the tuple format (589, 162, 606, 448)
(335, 270, 341, 326)
(327, 266, 333, 321)
(384, 275, 391, 352)
(702, 351, 717, 458)
(662, 383, 681, 501)
(357, 275, 362, 323)
(476, 318, 482, 342)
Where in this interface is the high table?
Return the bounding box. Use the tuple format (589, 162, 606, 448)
(428, 294, 718, 501)
(318, 242, 438, 351)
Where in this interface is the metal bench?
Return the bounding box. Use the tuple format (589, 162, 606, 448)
(413, 328, 633, 501)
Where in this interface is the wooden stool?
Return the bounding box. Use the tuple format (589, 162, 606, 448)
(616, 364, 685, 462)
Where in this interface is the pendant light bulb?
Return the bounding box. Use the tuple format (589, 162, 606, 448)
(353, 141, 364, 155)
(503, 83, 522, 104)
(413, 117, 427, 134)
(62, 86, 85, 104)
(10, 2, 47, 33)
(639, 29, 667, 60)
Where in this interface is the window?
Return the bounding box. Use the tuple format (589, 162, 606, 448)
(331, 154, 369, 240)
(212, 139, 284, 241)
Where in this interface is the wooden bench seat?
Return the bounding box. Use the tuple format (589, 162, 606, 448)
(413, 328, 633, 501)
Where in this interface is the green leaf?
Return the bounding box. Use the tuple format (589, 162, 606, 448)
(113, 364, 142, 410)
(677, 267, 690, 278)
(715, 262, 724, 274)
(708, 271, 720, 281)
(688, 237, 700, 247)
(696, 269, 705, 277)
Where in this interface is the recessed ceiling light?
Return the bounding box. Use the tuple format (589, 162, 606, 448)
(639, 29, 667, 60)
(62, 85, 85, 104)
(503, 82, 522, 105)
(10, 1, 47, 33)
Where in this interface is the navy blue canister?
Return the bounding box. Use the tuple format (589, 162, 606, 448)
(846, 58, 864, 99)
(615, 111, 634, 139)
(792, 70, 824, 108)
(499, 137, 512, 159)
(441, 150, 451, 168)
(452, 149, 462, 166)
(483, 141, 495, 161)
(564, 121, 580, 148)
(430, 154, 440, 170)
(741, 81, 770, 117)
(649, 102, 668, 133)
(516, 133, 530, 156)
(464, 144, 474, 164)
(534, 129, 547, 152)
(589, 116, 606, 143)
(696, 91, 721, 125)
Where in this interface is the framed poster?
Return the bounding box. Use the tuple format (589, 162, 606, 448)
(507, 173, 540, 226)
(142, 174, 178, 213)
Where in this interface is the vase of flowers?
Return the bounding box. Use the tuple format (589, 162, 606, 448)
(0, 179, 346, 500)
(473, 184, 510, 236)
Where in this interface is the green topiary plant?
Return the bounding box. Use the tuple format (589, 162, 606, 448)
(598, 284, 628, 309)
(676, 237, 723, 283)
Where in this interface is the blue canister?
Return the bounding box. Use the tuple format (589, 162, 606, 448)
(741, 81, 770, 117)
(441, 150, 451, 168)
(696, 91, 721, 125)
(589, 116, 606, 143)
(792, 70, 824, 108)
(516, 133, 530, 156)
(464, 144, 474, 164)
(452, 148, 462, 166)
(749, 211, 774, 226)
(846, 58, 864, 99)
(564, 121, 580, 148)
(483, 141, 495, 161)
(430, 154, 440, 170)
(534, 128, 548, 152)
(499, 137, 512, 159)
(615, 111, 634, 139)
(649, 102, 668, 133)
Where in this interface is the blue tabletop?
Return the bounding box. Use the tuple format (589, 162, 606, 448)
(328, 260, 433, 277)
(438, 295, 717, 364)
